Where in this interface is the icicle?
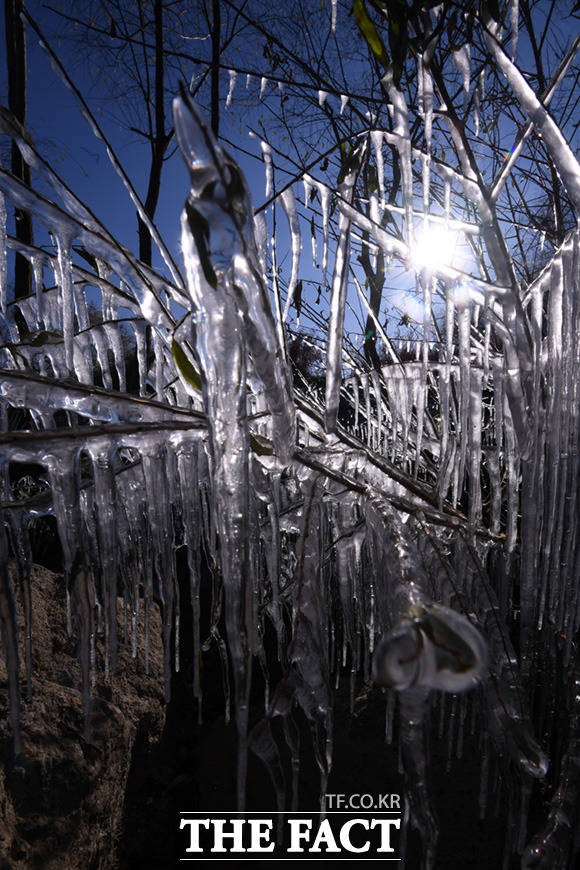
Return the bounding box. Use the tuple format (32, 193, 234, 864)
(504, 402, 520, 558)
(510, 0, 519, 60)
(422, 58, 434, 153)
(260, 141, 273, 198)
(325, 143, 365, 432)
(177, 440, 202, 703)
(331, 0, 337, 33)
(443, 173, 452, 229)
(225, 69, 237, 109)
(340, 94, 349, 115)
(303, 213, 315, 271)
(46, 449, 94, 741)
(0, 192, 7, 314)
(455, 303, 471, 504)
(302, 174, 312, 207)
(253, 212, 268, 275)
(250, 724, 287, 824)
(133, 321, 148, 396)
(415, 273, 431, 473)
(259, 76, 268, 100)
(371, 130, 385, 209)
(318, 182, 330, 285)
(371, 370, 382, 450)
(105, 323, 127, 393)
(246, 73, 251, 88)
(418, 52, 424, 115)
(473, 85, 480, 136)
(399, 689, 439, 867)
(30, 256, 45, 329)
(141, 441, 177, 701)
(452, 45, 471, 112)
(280, 186, 302, 321)
(55, 233, 76, 374)
(87, 440, 119, 679)
(422, 65, 434, 216)
(468, 367, 483, 524)
(353, 375, 360, 431)
(369, 193, 380, 269)
(318, 90, 329, 107)
(153, 330, 164, 399)
(383, 74, 414, 246)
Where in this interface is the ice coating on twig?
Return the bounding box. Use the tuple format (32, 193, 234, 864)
(382, 72, 414, 246)
(0, 192, 7, 314)
(371, 130, 385, 209)
(510, 0, 519, 60)
(324, 143, 365, 432)
(483, 12, 580, 211)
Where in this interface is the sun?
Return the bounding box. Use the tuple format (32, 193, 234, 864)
(410, 224, 458, 271)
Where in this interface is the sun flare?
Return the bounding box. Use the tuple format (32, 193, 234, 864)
(411, 224, 458, 271)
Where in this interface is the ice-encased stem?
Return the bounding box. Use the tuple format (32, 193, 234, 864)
(175, 93, 297, 805)
(0, 192, 7, 314)
(482, 13, 580, 211)
(324, 145, 364, 432)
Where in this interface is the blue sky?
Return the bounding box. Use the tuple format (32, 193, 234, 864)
(1, 1, 578, 363)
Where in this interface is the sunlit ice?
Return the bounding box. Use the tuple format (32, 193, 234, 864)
(410, 224, 458, 272)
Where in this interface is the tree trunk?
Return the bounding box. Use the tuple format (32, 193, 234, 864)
(138, 0, 166, 266)
(210, 0, 220, 138)
(4, 0, 33, 299)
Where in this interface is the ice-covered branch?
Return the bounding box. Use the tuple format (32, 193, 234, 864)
(490, 33, 580, 202)
(482, 12, 580, 213)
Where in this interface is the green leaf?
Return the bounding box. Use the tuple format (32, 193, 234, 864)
(171, 339, 202, 392)
(249, 433, 274, 456)
(353, 0, 390, 70)
(26, 329, 64, 347)
(184, 201, 217, 289)
(171, 341, 275, 459)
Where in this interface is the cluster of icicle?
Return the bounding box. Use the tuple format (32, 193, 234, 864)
(0, 89, 540, 867)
